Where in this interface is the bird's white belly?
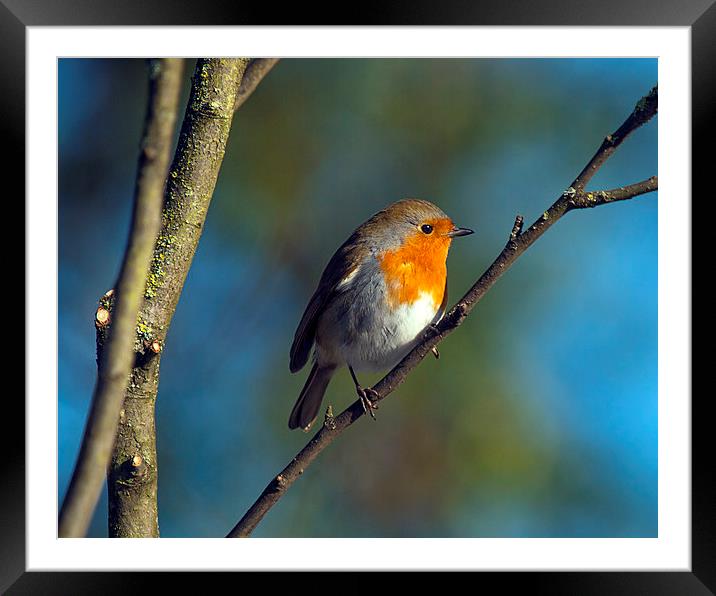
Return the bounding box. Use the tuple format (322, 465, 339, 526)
(342, 291, 439, 372)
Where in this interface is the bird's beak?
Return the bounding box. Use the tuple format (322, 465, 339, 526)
(447, 226, 474, 238)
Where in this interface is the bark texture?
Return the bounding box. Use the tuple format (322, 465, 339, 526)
(107, 58, 249, 537)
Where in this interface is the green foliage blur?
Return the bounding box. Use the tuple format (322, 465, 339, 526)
(59, 58, 657, 537)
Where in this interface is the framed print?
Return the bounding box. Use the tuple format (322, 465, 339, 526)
(9, 0, 708, 592)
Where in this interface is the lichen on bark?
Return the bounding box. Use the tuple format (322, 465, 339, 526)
(107, 58, 250, 538)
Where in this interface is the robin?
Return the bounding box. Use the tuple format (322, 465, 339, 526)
(288, 198, 473, 431)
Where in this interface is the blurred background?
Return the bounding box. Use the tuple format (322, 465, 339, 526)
(59, 58, 657, 538)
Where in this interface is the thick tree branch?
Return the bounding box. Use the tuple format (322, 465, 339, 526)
(59, 58, 184, 538)
(227, 85, 659, 538)
(105, 58, 252, 538)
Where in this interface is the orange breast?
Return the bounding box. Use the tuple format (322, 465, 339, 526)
(378, 219, 452, 308)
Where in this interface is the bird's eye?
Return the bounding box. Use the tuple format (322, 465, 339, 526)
(420, 224, 433, 234)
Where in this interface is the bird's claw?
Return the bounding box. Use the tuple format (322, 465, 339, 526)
(426, 323, 441, 338)
(357, 387, 379, 421)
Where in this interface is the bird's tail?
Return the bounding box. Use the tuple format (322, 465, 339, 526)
(288, 363, 335, 431)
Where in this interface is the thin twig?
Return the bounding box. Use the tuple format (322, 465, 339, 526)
(234, 58, 280, 112)
(570, 86, 657, 191)
(59, 58, 184, 538)
(227, 86, 659, 538)
(570, 176, 658, 208)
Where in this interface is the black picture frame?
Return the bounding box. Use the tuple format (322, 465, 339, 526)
(8, 1, 706, 592)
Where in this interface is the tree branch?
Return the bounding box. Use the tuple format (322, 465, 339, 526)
(570, 85, 657, 191)
(104, 58, 253, 538)
(234, 58, 279, 112)
(227, 85, 659, 538)
(59, 58, 184, 538)
(570, 176, 658, 208)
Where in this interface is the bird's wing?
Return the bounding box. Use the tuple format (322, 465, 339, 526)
(289, 233, 363, 373)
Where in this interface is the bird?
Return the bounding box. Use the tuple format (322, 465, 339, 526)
(288, 198, 473, 431)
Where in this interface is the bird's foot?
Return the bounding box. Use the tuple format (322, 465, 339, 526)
(356, 386, 379, 421)
(425, 325, 441, 359)
(426, 323, 441, 338)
